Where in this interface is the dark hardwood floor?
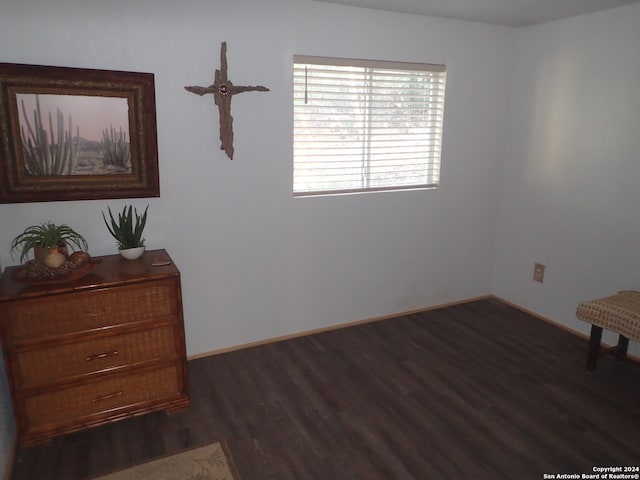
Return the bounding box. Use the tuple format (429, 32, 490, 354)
(10, 298, 640, 479)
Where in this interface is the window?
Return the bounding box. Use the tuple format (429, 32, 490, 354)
(293, 55, 446, 196)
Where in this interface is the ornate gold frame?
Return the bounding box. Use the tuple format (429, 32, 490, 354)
(0, 62, 159, 203)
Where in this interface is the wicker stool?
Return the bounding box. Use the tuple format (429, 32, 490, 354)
(576, 290, 640, 370)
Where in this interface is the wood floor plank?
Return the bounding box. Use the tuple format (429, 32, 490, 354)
(9, 298, 640, 479)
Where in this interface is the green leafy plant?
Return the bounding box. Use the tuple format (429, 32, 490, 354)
(11, 223, 88, 263)
(102, 205, 149, 250)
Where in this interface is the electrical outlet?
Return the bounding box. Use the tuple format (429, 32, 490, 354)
(533, 263, 545, 283)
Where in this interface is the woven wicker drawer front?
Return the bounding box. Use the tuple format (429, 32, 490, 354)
(25, 366, 180, 427)
(16, 325, 177, 387)
(8, 281, 175, 342)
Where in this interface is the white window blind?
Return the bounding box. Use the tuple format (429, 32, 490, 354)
(293, 55, 446, 196)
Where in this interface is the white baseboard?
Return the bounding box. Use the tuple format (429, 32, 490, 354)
(490, 294, 640, 364)
(188, 295, 491, 360)
(189, 294, 640, 364)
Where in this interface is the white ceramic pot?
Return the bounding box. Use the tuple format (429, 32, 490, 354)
(119, 246, 145, 260)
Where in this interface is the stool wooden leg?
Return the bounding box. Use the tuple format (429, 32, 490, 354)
(587, 325, 603, 371)
(615, 334, 629, 359)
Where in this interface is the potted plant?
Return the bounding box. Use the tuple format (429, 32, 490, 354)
(102, 205, 149, 260)
(11, 222, 89, 267)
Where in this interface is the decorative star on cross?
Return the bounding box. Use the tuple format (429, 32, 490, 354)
(185, 41, 269, 160)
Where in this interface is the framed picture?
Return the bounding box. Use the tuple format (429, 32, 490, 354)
(0, 62, 159, 203)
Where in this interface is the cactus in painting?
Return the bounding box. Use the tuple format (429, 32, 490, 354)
(102, 126, 131, 169)
(19, 95, 79, 176)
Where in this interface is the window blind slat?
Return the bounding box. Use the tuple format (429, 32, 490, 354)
(293, 56, 446, 195)
(293, 54, 445, 71)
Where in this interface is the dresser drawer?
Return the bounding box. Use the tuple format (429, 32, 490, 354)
(6, 280, 176, 343)
(0, 249, 189, 446)
(24, 366, 181, 427)
(15, 324, 178, 388)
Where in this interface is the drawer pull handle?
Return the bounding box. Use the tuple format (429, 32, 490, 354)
(84, 308, 107, 317)
(92, 390, 123, 402)
(86, 350, 119, 362)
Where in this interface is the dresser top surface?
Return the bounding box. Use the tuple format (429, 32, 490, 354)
(0, 249, 179, 301)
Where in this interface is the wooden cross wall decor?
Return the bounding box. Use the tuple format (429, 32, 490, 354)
(185, 42, 269, 160)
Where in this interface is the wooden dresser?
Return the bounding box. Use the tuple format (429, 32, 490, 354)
(0, 249, 189, 447)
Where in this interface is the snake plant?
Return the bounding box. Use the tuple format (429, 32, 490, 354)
(102, 205, 149, 250)
(11, 223, 88, 263)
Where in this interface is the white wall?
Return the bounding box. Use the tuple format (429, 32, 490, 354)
(2, 0, 639, 474)
(0, 0, 514, 354)
(492, 3, 640, 354)
(0, 345, 14, 478)
(0, 256, 14, 477)
(0, 4, 513, 466)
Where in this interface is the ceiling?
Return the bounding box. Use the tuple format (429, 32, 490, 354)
(313, 0, 640, 27)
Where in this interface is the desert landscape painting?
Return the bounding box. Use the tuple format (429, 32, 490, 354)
(17, 93, 131, 176)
